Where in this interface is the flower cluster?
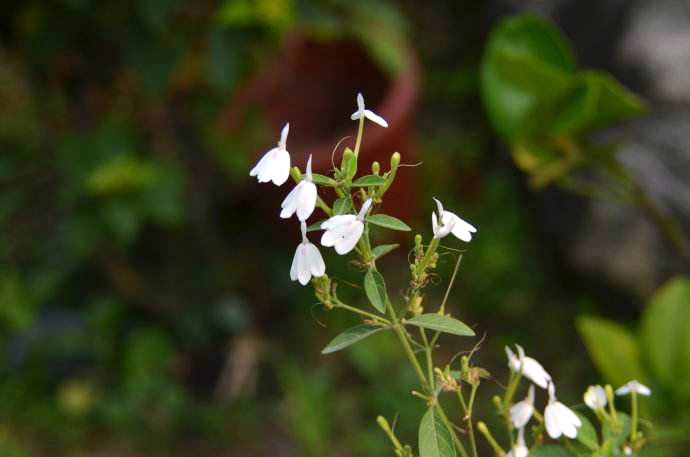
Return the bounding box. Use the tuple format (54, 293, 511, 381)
(503, 344, 653, 455)
(250, 93, 476, 285)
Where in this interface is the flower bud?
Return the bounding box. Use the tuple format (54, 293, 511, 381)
(372, 161, 380, 175)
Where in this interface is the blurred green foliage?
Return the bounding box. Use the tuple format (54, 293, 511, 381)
(0, 1, 679, 456)
(578, 277, 690, 455)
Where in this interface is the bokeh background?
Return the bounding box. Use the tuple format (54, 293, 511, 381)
(2, 0, 689, 456)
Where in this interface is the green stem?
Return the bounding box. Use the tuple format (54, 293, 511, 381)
(457, 386, 479, 457)
(354, 116, 365, 158)
(333, 299, 391, 325)
(631, 391, 638, 441)
(502, 372, 522, 455)
(388, 304, 430, 391)
(435, 403, 470, 457)
(316, 196, 332, 217)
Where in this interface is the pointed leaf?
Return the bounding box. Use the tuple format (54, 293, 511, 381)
(364, 269, 387, 313)
(574, 411, 598, 451)
(372, 243, 399, 259)
(366, 214, 411, 231)
(321, 324, 388, 354)
(576, 315, 646, 388)
(307, 219, 327, 232)
(352, 175, 387, 187)
(419, 408, 455, 457)
(406, 314, 475, 337)
(311, 173, 335, 186)
(640, 276, 690, 390)
(333, 198, 352, 215)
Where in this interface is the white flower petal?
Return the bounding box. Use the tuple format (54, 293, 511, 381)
(279, 123, 290, 149)
(510, 385, 535, 428)
(544, 404, 560, 439)
(305, 243, 325, 277)
(296, 182, 317, 221)
(290, 244, 303, 282)
(249, 151, 270, 178)
(271, 148, 291, 186)
(321, 214, 356, 230)
(584, 385, 607, 410)
(616, 380, 651, 396)
(321, 217, 357, 246)
(432, 212, 439, 236)
(364, 109, 389, 127)
(334, 221, 363, 255)
(357, 92, 365, 110)
(357, 198, 373, 220)
(280, 184, 301, 219)
(521, 357, 551, 389)
(447, 211, 476, 242)
(297, 244, 311, 285)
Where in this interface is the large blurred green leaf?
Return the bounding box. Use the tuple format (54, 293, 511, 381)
(640, 277, 690, 395)
(480, 14, 576, 141)
(577, 315, 646, 387)
(481, 14, 644, 144)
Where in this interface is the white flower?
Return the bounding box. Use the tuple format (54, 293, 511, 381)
(506, 427, 529, 457)
(616, 380, 651, 396)
(350, 93, 388, 128)
(505, 344, 552, 389)
(431, 197, 477, 241)
(584, 385, 607, 410)
(290, 221, 326, 286)
(280, 154, 318, 221)
(510, 385, 535, 428)
(544, 382, 581, 439)
(321, 198, 372, 255)
(249, 123, 291, 186)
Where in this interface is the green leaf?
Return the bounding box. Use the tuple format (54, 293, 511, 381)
(574, 411, 598, 451)
(372, 243, 399, 259)
(364, 269, 387, 314)
(576, 315, 646, 388)
(307, 220, 327, 232)
(311, 173, 335, 186)
(527, 445, 576, 457)
(321, 324, 388, 354)
(521, 71, 645, 138)
(480, 14, 576, 141)
(602, 412, 631, 451)
(419, 408, 455, 457)
(640, 276, 690, 392)
(406, 314, 475, 337)
(352, 175, 387, 187)
(333, 198, 352, 215)
(366, 214, 411, 231)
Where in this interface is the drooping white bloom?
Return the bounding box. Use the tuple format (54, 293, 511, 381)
(321, 198, 372, 255)
(616, 380, 651, 396)
(584, 385, 607, 410)
(506, 426, 529, 457)
(505, 344, 552, 389)
(249, 123, 291, 186)
(290, 221, 326, 286)
(280, 154, 318, 221)
(544, 382, 582, 439)
(350, 93, 389, 128)
(511, 385, 535, 428)
(431, 197, 477, 241)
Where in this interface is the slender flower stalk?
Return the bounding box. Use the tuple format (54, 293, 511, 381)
(250, 123, 291, 185)
(280, 155, 318, 221)
(506, 427, 528, 457)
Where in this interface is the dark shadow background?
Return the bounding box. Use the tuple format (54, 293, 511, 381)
(1, 0, 689, 455)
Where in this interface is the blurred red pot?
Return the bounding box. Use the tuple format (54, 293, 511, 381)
(224, 34, 420, 221)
